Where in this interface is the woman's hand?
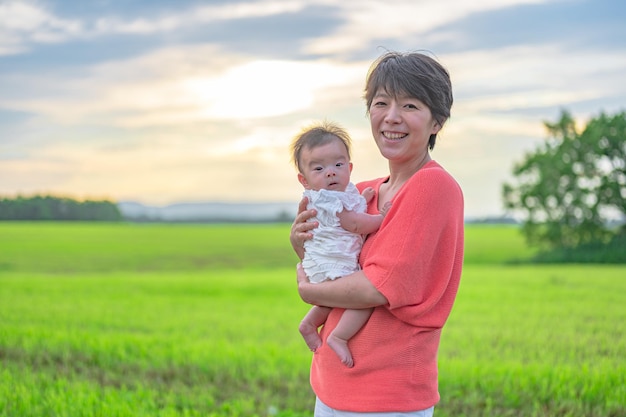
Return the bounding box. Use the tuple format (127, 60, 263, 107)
(290, 197, 317, 259)
(296, 262, 310, 286)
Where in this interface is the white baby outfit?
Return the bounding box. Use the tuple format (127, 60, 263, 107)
(302, 182, 367, 283)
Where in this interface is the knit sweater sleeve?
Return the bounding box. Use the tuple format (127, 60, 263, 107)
(360, 162, 464, 328)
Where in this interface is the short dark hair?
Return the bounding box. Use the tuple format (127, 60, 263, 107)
(364, 51, 453, 149)
(290, 120, 352, 173)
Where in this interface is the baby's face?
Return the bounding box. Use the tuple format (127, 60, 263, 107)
(298, 139, 352, 192)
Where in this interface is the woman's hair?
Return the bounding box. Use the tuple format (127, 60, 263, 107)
(290, 120, 352, 173)
(364, 51, 453, 149)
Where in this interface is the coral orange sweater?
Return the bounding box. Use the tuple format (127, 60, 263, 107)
(310, 160, 464, 412)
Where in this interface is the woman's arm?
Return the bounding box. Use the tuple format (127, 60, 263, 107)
(297, 263, 388, 309)
(290, 197, 318, 260)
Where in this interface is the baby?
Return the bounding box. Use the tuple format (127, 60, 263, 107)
(290, 120, 388, 367)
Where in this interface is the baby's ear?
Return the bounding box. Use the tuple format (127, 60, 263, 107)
(297, 173, 310, 189)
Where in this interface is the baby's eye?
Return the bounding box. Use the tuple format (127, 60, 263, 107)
(313, 166, 323, 171)
(336, 162, 344, 167)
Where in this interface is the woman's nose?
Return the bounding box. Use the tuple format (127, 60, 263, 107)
(384, 103, 401, 123)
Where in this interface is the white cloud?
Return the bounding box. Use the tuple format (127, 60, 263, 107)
(0, 0, 82, 54)
(303, 0, 552, 55)
(93, 0, 308, 34)
(0, 0, 310, 53)
(0, 1, 54, 31)
(1, 0, 555, 57)
(444, 43, 626, 121)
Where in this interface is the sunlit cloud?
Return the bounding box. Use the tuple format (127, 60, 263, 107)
(184, 59, 363, 120)
(1, 45, 366, 129)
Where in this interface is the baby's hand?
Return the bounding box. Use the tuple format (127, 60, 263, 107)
(361, 187, 376, 203)
(380, 201, 392, 217)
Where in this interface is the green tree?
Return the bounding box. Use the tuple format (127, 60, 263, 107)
(503, 109, 626, 250)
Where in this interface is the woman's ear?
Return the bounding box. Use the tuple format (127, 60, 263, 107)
(432, 118, 446, 134)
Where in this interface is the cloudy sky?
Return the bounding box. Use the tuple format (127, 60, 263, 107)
(1, 0, 625, 218)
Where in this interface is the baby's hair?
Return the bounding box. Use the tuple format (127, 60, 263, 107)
(290, 120, 352, 173)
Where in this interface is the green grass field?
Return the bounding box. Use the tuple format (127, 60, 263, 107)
(0, 222, 624, 416)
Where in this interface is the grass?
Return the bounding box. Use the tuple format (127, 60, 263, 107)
(439, 265, 626, 417)
(0, 222, 624, 416)
(0, 269, 313, 416)
(532, 231, 626, 264)
(0, 222, 532, 273)
(0, 222, 297, 273)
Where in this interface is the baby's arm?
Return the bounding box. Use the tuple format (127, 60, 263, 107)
(337, 187, 392, 234)
(338, 210, 383, 235)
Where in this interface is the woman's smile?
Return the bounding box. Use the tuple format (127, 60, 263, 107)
(382, 131, 407, 140)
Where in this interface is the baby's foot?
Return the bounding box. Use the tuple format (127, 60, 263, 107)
(299, 321, 322, 352)
(327, 334, 354, 368)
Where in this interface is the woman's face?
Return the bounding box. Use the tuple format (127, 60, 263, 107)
(369, 89, 441, 165)
(297, 139, 353, 192)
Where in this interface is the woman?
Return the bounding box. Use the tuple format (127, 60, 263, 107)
(290, 51, 464, 416)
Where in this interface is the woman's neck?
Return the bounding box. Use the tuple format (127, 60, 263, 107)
(378, 152, 432, 209)
(387, 152, 431, 187)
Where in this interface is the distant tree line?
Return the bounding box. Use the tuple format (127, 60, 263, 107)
(0, 195, 123, 221)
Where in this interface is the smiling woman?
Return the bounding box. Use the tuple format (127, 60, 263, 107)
(183, 60, 359, 119)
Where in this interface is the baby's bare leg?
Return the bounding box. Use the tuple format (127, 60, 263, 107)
(327, 308, 374, 368)
(299, 306, 331, 352)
